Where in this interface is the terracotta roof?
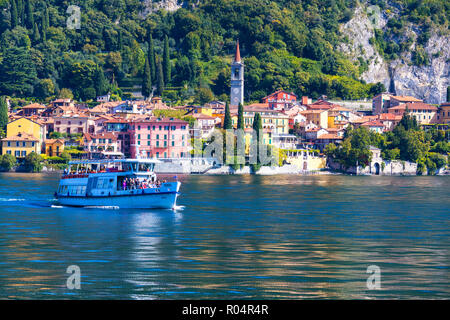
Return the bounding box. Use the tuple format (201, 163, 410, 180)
(192, 113, 216, 120)
(361, 120, 385, 127)
(22, 103, 46, 109)
(45, 139, 65, 144)
(439, 102, 450, 107)
(378, 113, 402, 121)
(2, 132, 39, 142)
(300, 109, 327, 114)
(388, 102, 438, 111)
(84, 132, 118, 141)
(316, 134, 341, 140)
(391, 96, 423, 102)
(262, 90, 298, 100)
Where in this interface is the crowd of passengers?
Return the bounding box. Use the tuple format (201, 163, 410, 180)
(121, 178, 166, 191)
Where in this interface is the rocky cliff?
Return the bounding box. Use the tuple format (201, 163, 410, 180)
(339, 4, 449, 104)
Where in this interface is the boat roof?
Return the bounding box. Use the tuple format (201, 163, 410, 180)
(69, 159, 162, 165)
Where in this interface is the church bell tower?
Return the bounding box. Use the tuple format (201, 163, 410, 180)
(230, 40, 244, 106)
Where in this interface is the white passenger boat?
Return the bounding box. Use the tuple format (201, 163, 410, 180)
(55, 159, 181, 209)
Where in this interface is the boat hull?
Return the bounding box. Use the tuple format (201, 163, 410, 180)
(57, 191, 179, 209)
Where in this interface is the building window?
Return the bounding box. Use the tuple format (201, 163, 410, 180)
(156, 141, 159, 147)
(31, 142, 35, 147)
(172, 141, 175, 147)
(15, 151, 20, 157)
(16, 142, 19, 147)
(21, 151, 26, 157)
(7, 142, 10, 147)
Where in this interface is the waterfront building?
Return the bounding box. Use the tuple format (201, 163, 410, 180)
(105, 119, 132, 157)
(128, 117, 190, 159)
(231, 105, 290, 134)
(388, 103, 438, 124)
(6, 117, 45, 143)
(44, 139, 65, 157)
(230, 40, 244, 106)
(191, 113, 217, 139)
(1, 132, 40, 158)
(82, 132, 123, 159)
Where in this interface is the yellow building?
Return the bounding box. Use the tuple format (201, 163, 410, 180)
(1, 132, 40, 159)
(45, 139, 65, 157)
(7, 117, 44, 142)
(231, 107, 290, 134)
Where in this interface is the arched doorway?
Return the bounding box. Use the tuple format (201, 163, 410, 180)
(374, 163, 380, 175)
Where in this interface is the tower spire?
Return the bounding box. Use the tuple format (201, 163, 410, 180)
(234, 40, 241, 63)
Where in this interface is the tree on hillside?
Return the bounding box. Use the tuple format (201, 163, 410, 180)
(0, 46, 37, 96)
(148, 33, 156, 82)
(237, 103, 244, 130)
(193, 87, 214, 105)
(156, 57, 164, 96)
(447, 86, 450, 102)
(142, 57, 152, 99)
(163, 35, 171, 84)
(25, 0, 33, 29)
(10, 0, 18, 29)
(0, 96, 8, 132)
(223, 101, 232, 130)
(32, 22, 40, 42)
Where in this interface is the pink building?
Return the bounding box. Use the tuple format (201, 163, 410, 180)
(128, 117, 190, 159)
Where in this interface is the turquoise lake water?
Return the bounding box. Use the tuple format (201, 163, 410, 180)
(0, 172, 448, 299)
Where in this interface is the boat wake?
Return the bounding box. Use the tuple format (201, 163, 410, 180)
(84, 206, 120, 210)
(0, 198, 25, 202)
(173, 205, 185, 211)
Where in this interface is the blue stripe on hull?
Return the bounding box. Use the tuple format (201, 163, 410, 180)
(57, 192, 178, 209)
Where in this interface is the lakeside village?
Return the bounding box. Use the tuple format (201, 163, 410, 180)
(0, 43, 449, 176)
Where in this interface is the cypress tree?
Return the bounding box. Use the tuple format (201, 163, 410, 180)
(447, 86, 450, 102)
(156, 57, 164, 96)
(148, 34, 156, 82)
(41, 11, 46, 41)
(25, 0, 33, 29)
(117, 29, 123, 51)
(223, 101, 232, 130)
(45, 6, 49, 28)
(10, 0, 18, 29)
(237, 103, 244, 130)
(32, 22, 40, 42)
(252, 112, 263, 165)
(163, 35, 171, 84)
(17, 0, 23, 25)
(0, 96, 8, 132)
(142, 57, 152, 99)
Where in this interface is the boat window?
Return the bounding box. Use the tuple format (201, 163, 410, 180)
(138, 163, 154, 172)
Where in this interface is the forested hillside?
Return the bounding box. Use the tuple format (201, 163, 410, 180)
(0, 0, 448, 105)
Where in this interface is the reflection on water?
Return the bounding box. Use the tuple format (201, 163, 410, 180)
(0, 173, 448, 299)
